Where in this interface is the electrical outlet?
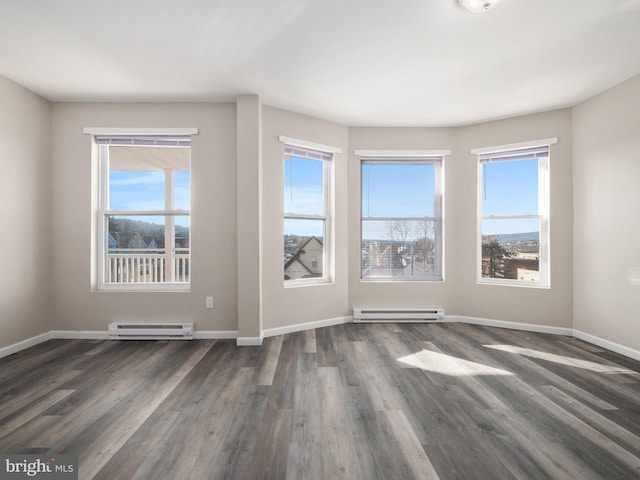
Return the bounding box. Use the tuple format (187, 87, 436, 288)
(206, 296, 214, 309)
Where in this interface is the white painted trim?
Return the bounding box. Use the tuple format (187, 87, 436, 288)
(445, 315, 573, 336)
(236, 336, 264, 346)
(83, 127, 198, 135)
(278, 135, 341, 154)
(263, 316, 352, 339)
(573, 330, 640, 362)
(354, 149, 451, 157)
(0, 332, 52, 359)
(51, 330, 109, 340)
(194, 331, 239, 340)
(2, 321, 639, 365)
(470, 137, 558, 155)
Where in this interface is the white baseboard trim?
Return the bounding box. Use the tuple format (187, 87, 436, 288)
(573, 329, 640, 362)
(51, 330, 109, 340)
(445, 315, 574, 337)
(2, 319, 639, 363)
(0, 331, 52, 359)
(236, 336, 264, 346)
(194, 330, 239, 340)
(262, 316, 352, 339)
(53, 330, 240, 341)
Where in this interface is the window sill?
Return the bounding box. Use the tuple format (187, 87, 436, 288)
(360, 278, 444, 284)
(95, 283, 191, 293)
(477, 279, 549, 289)
(284, 278, 333, 289)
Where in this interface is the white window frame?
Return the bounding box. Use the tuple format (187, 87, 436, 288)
(356, 149, 449, 282)
(86, 127, 197, 292)
(280, 136, 339, 287)
(473, 138, 556, 288)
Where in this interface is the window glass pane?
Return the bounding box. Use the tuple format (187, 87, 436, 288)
(174, 215, 190, 283)
(481, 219, 540, 281)
(105, 215, 190, 284)
(99, 138, 191, 288)
(482, 158, 538, 216)
(109, 170, 165, 210)
(284, 218, 324, 280)
(106, 143, 191, 211)
(362, 162, 435, 218)
(174, 170, 191, 210)
(284, 156, 324, 215)
(362, 219, 439, 280)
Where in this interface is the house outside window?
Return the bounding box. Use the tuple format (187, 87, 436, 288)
(357, 150, 447, 281)
(474, 138, 556, 288)
(281, 137, 338, 285)
(89, 130, 195, 291)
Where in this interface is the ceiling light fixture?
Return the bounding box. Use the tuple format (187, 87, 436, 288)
(458, 0, 500, 13)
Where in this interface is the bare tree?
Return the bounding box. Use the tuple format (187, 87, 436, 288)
(414, 219, 435, 274)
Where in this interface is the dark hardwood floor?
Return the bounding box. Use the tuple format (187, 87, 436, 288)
(1, 323, 639, 479)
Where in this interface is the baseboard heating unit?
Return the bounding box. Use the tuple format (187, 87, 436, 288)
(108, 323, 194, 340)
(353, 309, 444, 323)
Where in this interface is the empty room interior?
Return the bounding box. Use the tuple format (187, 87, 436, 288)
(1, 0, 639, 479)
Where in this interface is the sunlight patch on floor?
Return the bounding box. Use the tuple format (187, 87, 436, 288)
(396, 349, 515, 376)
(484, 345, 637, 374)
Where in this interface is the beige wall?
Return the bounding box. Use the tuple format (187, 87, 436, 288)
(50, 103, 238, 332)
(236, 96, 263, 339)
(348, 127, 454, 311)
(573, 74, 640, 350)
(0, 75, 52, 349)
(261, 107, 350, 330)
(348, 111, 574, 328)
(3, 74, 638, 356)
(452, 109, 574, 327)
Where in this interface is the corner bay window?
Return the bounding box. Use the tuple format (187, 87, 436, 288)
(359, 152, 445, 281)
(282, 139, 336, 284)
(475, 139, 556, 288)
(94, 133, 193, 290)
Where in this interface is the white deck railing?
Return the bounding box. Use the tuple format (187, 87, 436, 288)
(106, 249, 189, 283)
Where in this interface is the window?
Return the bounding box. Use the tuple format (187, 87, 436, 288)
(94, 134, 192, 290)
(475, 139, 556, 288)
(359, 153, 445, 281)
(283, 142, 333, 284)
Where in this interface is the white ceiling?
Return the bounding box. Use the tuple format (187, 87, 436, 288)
(1, 0, 639, 126)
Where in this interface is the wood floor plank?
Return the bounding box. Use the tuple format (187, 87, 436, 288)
(444, 322, 621, 411)
(0, 369, 83, 421)
(77, 340, 214, 479)
(317, 366, 364, 479)
(0, 323, 638, 479)
(0, 390, 75, 440)
(255, 335, 284, 386)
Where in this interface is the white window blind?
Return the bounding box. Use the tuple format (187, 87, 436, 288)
(479, 145, 549, 164)
(284, 145, 332, 162)
(360, 155, 443, 281)
(95, 135, 191, 147)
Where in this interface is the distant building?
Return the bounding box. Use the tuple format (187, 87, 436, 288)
(110, 231, 148, 250)
(284, 236, 323, 280)
(362, 241, 405, 276)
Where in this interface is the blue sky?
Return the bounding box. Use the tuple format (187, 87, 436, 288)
(284, 155, 541, 239)
(481, 158, 539, 235)
(284, 156, 325, 237)
(362, 162, 435, 218)
(284, 156, 323, 216)
(361, 162, 436, 241)
(109, 170, 190, 227)
(112, 155, 542, 240)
